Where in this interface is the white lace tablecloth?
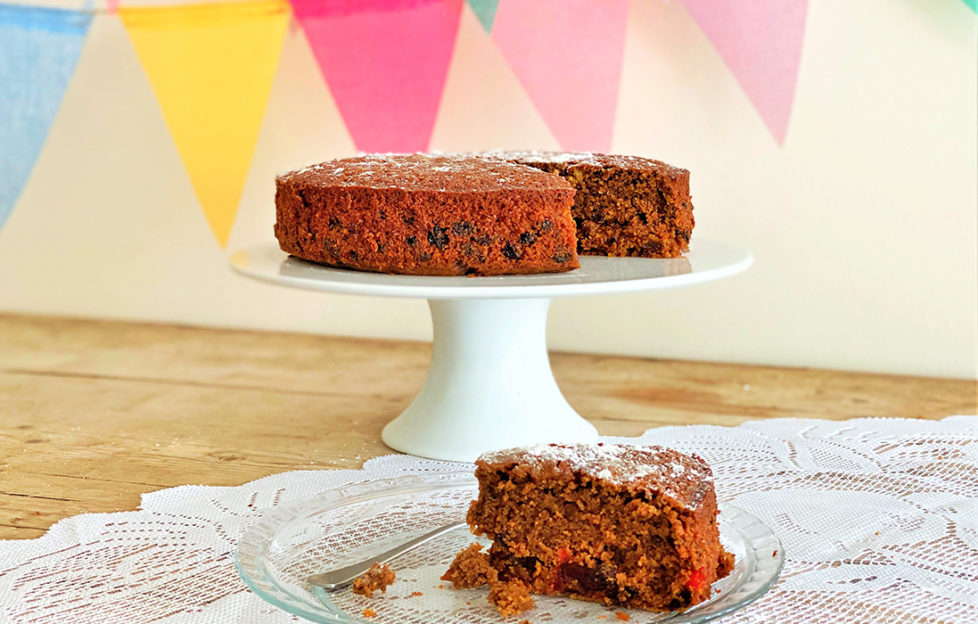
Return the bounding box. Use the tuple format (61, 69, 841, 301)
(1, 417, 975, 623)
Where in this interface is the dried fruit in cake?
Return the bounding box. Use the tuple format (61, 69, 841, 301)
(447, 443, 732, 612)
(352, 562, 396, 597)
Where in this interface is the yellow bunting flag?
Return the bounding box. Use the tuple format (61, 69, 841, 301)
(120, 1, 289, 248)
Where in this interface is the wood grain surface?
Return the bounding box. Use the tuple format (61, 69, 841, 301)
(0, 314, 974, 540)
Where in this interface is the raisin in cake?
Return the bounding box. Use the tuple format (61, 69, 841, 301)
(454, 443, 733, 612)
(490, 151, 694, 258)
(274, 153, 579, 276)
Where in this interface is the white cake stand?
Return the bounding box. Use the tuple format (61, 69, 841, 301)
(230, 240, 752, 462)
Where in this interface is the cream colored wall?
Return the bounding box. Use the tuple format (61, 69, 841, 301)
(0, 0, 975, 379)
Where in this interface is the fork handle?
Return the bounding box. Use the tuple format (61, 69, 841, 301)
(307, 521, 468, 590)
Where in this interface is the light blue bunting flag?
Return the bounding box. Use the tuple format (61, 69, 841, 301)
(467, 0, 498, 32)
(0, 4, 92, 231)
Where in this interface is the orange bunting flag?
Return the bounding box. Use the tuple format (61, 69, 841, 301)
(120, 1, 289, 248)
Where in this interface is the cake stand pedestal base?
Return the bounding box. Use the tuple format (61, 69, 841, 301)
(382, 298, 597, 462)
(230, 240, 753, 462)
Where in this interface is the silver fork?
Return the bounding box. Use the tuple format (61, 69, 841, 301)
(307, 521, 467, 590)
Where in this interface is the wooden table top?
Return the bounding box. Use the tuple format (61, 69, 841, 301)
(1, 313, 974, 540)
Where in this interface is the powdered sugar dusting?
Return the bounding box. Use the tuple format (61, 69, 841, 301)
(479, 442, 713, 508)
(483, 149, 687, 177)
(277, 153, 571, 193)
(485, 150, 596, 164)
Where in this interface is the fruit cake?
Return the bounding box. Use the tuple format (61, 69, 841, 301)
(490, 151, 694, 258)
(274, 153, 579, 276)
(451, 443, 733, 612)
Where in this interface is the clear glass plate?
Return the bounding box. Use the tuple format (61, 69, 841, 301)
(235, 473, 783, 624)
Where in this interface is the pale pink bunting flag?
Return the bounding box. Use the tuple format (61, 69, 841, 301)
(290, 0, 463, 152)
(682, 0, 808, 144)
(492, 0, 629, 152)
(106, 0, 119, 12)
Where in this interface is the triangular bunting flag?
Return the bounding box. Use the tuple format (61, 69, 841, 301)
(467, 0, 497, 32)
(290, 0, 463, 153)
(682, 0, 808, 144)
(0, 5, 91, 232)
(106, 0, 120, 14)
(492, 0, 629, 152)
(120, 0, 289, 248)
(963, 0, 977, 13)
(430, 1, 560, 151)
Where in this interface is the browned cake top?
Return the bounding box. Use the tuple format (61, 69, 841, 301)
(278, 153, 573, 193)
(479, 442, 714, 508)
(487, 150, 689, 177)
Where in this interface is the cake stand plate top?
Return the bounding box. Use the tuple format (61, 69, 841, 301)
(229, 239, 752, 300)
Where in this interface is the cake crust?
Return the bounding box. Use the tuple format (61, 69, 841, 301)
(274, 154, 580, 276)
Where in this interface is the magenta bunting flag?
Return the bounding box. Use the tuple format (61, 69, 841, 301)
(682, 0, 808, 144)
(492, 0, 628, 152)
(290, 0, 463, 153)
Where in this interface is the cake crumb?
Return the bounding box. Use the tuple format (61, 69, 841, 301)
(361, 608, 377, 618)
(718, 550, 736, 577)
(410, 591, 423, 597)
(441, 543, 499, 588)
(352, 563, 395, 597)
(614, 612, 630, 621)
(518, 620, 532, 624)
(488, 579, 535, 617)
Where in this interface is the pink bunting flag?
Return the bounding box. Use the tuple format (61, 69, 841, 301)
(492, 0, 629, 152)
(291, 0, 463, 153)
(682, 0, 808, 144)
